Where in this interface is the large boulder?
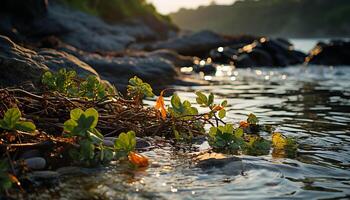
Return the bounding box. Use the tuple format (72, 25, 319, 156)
(0, 1, 172, 53)
(79, 52, 178, 89)
(306, 40, 350, 65)
(210, 38, 306, 67)
(133, 49, 194, 68)
(150, 30, 230, 56)
(0, 35, 98, 87)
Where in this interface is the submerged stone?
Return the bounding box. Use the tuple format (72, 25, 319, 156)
(195, 152, 243, 176)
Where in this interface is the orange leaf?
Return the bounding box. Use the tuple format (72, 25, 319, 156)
(213, 105, 224, 112)
(128, 152, 149, 167)
(154, 90, 167, 120)
(239, 121, 249, 128)
(8, 174, 21, 186)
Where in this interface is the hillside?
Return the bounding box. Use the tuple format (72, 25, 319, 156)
(170, 0, 350, 38)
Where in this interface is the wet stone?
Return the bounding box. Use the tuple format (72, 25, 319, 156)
(19, 149, 41, 159)
(136, 137, 152, 151)
(103, 139, 114, 147)
(24, 157, 46, 170)
(56, 166, 89, 176)
(196, 153, 243, 176)
(28, 171, 60, 180)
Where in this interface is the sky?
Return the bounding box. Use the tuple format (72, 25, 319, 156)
(147, 0, 236, 14)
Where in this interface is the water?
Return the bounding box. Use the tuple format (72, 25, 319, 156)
(26, 65, 350, 199)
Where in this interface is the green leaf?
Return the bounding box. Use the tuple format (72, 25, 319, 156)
(75, 115, 95, 135)
(70, 108, 84, 121)
(221, 100, 228, 107)
(3, 108, 21, 129)
(63, 119, 78, 133)
(195, 91, 208, 105)
(207, 93, 214, 106)
(114, 131, 136, 154)
(127, 76, 154, 99)
(218, 109, 226, 119)
(234, 128, 244, 138)
(79, 139, 95, 160)
(14, 121, 36, 132)
(87, 130, 103, 144)
(174, 129, 181, 141)
(171, 94, 182, 110)
(84, 108, 99, 128)
(0, 120, 9, 130)
(247, 113, 259, 125)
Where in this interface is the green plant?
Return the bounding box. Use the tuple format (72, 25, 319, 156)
(0, 108, 36, 132)
(243, 136, 271, 156)
(0, 160, 12, 192)
(208, 124, 245, 153)
(42, 69, 116, 100)
(79, 76, 114, 100)
(42, 69, 78, 96)
(195, 91, 227, 120)
(272, 132, 298, 158)
(63, 108, 113, 164)
(114, 131, 136, 158)
(127, 76, 154, 104)
(168, 94, 198, 119)
(247, 113, 259, 125)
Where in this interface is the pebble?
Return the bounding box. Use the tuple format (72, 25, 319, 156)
(56, 166, 88, 176)
(136, 137, 152, 151)
(24, 157, 46, 170)
(29, 171, 60, 180)
(103, 139, 114, 147)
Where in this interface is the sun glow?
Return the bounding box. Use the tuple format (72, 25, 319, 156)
(147, 0, 235, 14)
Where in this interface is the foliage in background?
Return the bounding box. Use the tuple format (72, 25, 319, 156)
(62, 0, 172, 24)
(170, 0, 350, 37)
(0, 160, 12, 192)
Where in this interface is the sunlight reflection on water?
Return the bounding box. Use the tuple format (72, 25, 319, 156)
(27, 65, 350, 200)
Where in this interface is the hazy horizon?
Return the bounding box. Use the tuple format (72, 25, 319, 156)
(147, 0, 235, 14)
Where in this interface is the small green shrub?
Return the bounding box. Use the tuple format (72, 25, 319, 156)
(0, 108, 36, 132)
(64, 108, 113, 164)
(42, 69, 116, 100)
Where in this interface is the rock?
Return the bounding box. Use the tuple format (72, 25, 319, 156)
(209, 38, 306, 68)
(306, 40, 350, 65)
(24, 157, 46, 170)
(56, 166, 88, 176)
(1, 0, 48, 19)
(0, 35, 48, 86)
(248, 48, 274, 66)
(80, 52, 177, 89)
(235, 54, 256, 67)
(0, 35, 99, 87)
(210, 46, 239, 64)
(19, 149, 41, 160)
(150, 30, 229, 56)
(147, 49, 194, 68)
(193, 63, 217, 75)
(0, 1, 174, 53)
(104, 137, 117, 142)
(103, 139, 114, 147)
(28, 170, 60, 180)
(195, 153, 243, 176)
(136, 137, 152, 151)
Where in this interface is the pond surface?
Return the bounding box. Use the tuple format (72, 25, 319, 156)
(28, 65, 350, 200)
